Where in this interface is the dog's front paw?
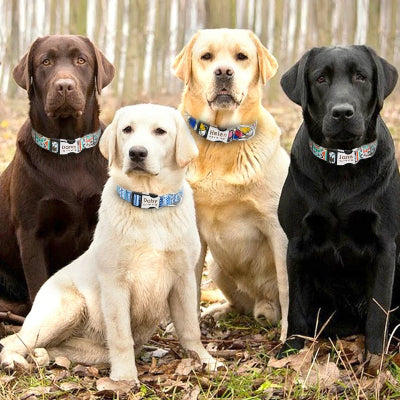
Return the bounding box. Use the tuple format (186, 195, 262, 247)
(275, 337, 305, 359)
(1, 351, 30, 371)
(201, 302, 235, 321)
(201, 356, 226, 372)
(110, 367, 139, 384)
(28, 348, 50, 367)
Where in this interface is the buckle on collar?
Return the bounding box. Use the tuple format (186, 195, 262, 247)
(50, 139, 59, 154)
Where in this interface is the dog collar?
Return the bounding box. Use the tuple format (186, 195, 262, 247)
(309, 138, 378, 166)
(117, 186, 184, 209)
(31, 128, 101, 155)
(187, 115, 256, 143)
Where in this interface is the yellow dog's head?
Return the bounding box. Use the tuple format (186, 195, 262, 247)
(173, 29, 278, 113)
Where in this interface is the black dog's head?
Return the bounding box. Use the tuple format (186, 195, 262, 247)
(281, 46, 398, 149)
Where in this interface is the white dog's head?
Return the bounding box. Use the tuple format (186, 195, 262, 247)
(100, 104, 198, 189)
(173, 29, 278, 113)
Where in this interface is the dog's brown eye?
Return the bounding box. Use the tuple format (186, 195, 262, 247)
(355, 72, 366, 82)
(155, 127, 166, 135)
(77, 57, 86, 65)
(316, 75, 326, 84)
(201, 52, 212, 61)
(42, 59, 51, 66)
(123, 126, 133, 134)
(237, 53, 248, 60)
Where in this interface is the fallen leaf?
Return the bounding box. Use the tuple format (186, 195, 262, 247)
(96, 376, 138, 394)
(298, 361, 340, 389)
(175, 358, 201, 376)
(268, 348, 312, 372)
(0, 374, 15, 384)
(182, 385, 201, 400)
(53, 356, 71, 369)
(59, 381, 80, 391)
(20, 386, 51, 399)
(47, 368, 69, 382)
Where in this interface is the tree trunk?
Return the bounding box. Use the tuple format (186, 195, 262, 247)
(69, 0, 87, 35)
(7, 0, 20, 98)
(122, 0, 138, 103)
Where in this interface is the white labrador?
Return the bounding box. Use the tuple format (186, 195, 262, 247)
(0, 104, 220, 383)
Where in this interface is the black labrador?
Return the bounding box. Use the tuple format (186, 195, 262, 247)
(277, 45, 400, 360)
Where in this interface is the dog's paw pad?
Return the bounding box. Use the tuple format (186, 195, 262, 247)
(28, 348, 50, 367)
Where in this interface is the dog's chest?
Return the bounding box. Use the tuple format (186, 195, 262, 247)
(300, 207, 379, 265)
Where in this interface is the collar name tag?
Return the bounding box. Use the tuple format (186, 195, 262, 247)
(207, 126, 230, 142)
(141, 194, 160, 209)
(336, 151, 356, 165)
(59, 140, 81, 155)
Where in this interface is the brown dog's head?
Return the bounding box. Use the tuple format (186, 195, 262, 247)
(173, 29, 277, 114)
(13, 35, 115, 119)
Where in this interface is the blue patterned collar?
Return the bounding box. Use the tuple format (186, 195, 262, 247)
(309, 138, 378, 165)
(187, 115, 256, 143)
(116, 186, 184, 209)
(32, 128, 101, 154)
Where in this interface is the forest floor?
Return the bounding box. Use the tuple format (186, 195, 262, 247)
(0, 95, 400, 399)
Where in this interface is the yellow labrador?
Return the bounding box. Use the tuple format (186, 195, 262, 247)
(0, 104, 221, 382)
(173, 29, 290, 340)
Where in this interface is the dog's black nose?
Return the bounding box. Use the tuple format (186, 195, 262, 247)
(129, 146, 148, 162)
(214, 66, 234, 78)
(331, 103, 354, 120)
(55, 78, 76, 94)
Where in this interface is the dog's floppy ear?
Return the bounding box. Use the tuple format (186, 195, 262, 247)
(280, 50, 311, 109)
(249, 31, 278, 85)
(362, 46, 398, 110)
(173, 32, 200, 86)
(100, 114, 119, 167)
(13, 38, 43, 92)
(81, 37, 115, 95)
(174, 110, 198, 168)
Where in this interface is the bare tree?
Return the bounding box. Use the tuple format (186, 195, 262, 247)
(7, 0, 20, 98)
(69, 0, 87, 35)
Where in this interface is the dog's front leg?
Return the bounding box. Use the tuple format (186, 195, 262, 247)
(277, 239, 310, 358)
(16, 227, 49, 303)
(100, 275, 138, 383)
(168, 274, 223, 371)
(365, 242, 396, 356)
(195, 235, 207, 313)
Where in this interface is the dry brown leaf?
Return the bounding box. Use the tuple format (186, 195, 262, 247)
(175, 358, 200, 376)
(20, 386, 52, 399)
(96, 376, 138, 394)
(182, 385, 201, 400)
(47, 368, 70, 382)
(53, 356, 71, 369)
(336, 337, 364, 365)
(298, 361, 340, 389)
(359, 369, 392, 392)
(0, 374, 15, 384)
(268, 348, 312, 372)
(59, 381, 81, 391)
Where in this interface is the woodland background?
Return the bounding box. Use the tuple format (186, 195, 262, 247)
(1, 0, 400, 101)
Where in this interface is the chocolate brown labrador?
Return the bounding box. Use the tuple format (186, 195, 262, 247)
(0, 35, 114, 317)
